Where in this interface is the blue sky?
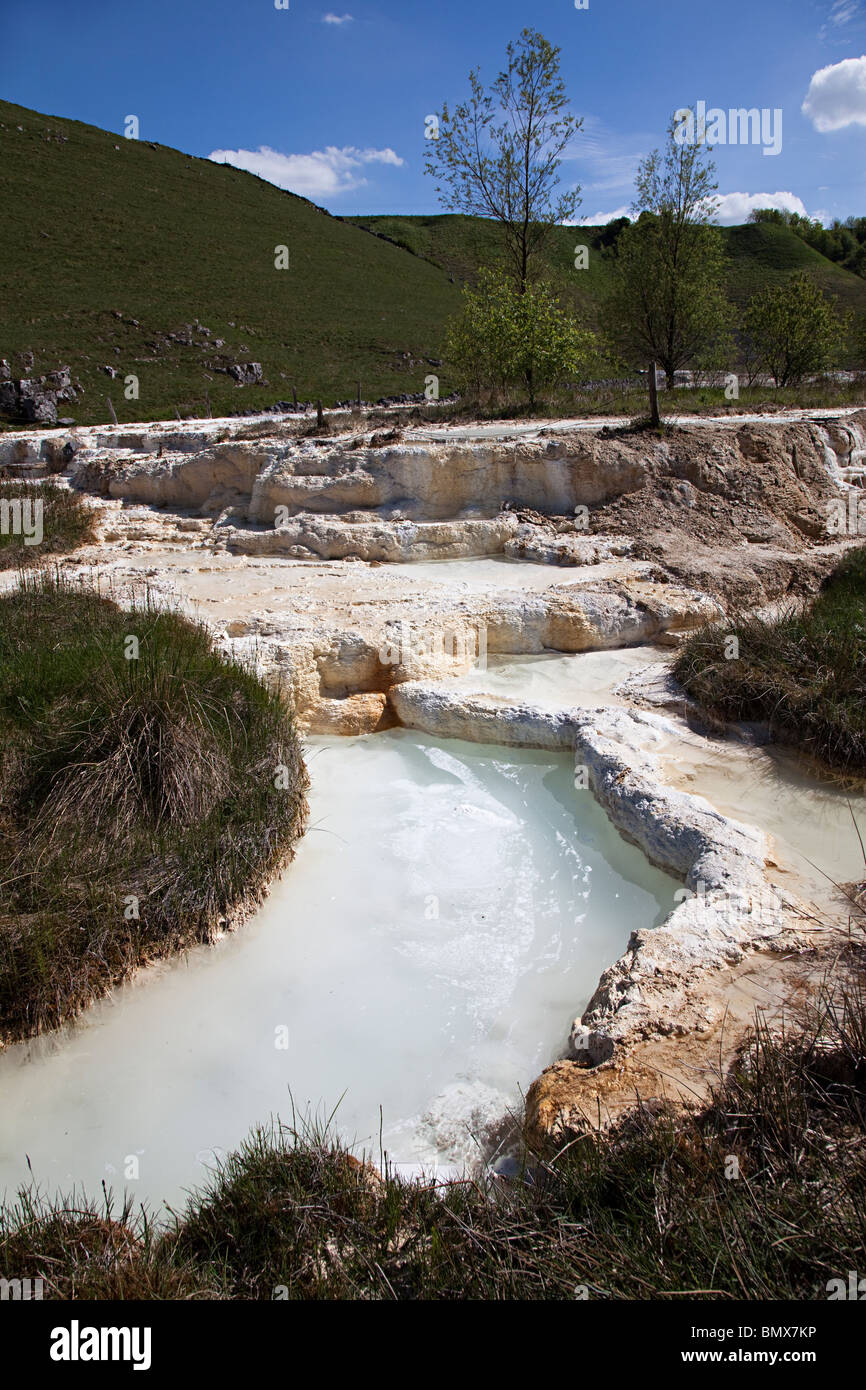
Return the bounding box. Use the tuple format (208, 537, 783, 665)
(2, 0, 866, 224)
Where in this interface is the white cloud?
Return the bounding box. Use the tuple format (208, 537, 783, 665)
(573, 205, 631, 227)
(322, 12, 353, 23)
(208, 144, 404, 199)
(827, 1, 862, 28)
(713, 190, 811, 224)
(803, 54, 866, 131)
(819, 2, 866, 43)
(574, 191, 813, 229)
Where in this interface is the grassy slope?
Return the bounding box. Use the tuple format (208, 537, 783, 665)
(0, 575, 308, 1040)
(349, 215, 620, 346)
(674, 546, 866, 776)
(0, 480, 96, 566)
(0, 99, 460, 423)
(3, 95, 865, 427)
(351, 214, 866, 350)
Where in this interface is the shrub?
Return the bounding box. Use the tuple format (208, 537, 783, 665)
(445, 267, 596, 406)
(743, 271, 850, 387)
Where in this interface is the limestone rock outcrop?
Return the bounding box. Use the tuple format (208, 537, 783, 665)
(384, 679, 808, 1146)
(0, 365, 83, 427)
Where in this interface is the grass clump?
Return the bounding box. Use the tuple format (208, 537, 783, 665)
(2, 976, 865, 1299)
(0, 572, 308, 1040)
(674, 544, 866, 775)
(0, 481, 96, 567)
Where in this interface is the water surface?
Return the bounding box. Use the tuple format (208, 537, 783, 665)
(0, 730, 676, 1211)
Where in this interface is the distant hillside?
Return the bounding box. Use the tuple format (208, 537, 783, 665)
(0, 99, 461, 425)
(2, 97, 864, 429)
(349, 213, 866, 352)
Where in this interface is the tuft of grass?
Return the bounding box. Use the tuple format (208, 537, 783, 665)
(2, 973, 865, 1300)
(0, 571, 309, 1040)
(674, 545, 866, 776)
(0, 480, 96, 567)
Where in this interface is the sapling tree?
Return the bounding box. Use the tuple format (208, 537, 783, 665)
(744, 272, 849, 387)
(445, 267, 595, 406)
(606, 112, 734, 389)
(425, 28, 581, 292)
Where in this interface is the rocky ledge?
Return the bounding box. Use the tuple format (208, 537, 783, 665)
(2, 405, 858, 1154)
(4, 407, 865, 604)
(388, 681, 811, 1148)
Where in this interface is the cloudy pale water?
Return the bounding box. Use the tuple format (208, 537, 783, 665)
(0, 730, 677, 1212)
(449, 647, 663, 707)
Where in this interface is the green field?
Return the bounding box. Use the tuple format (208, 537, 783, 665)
(2, 96, 866, 427)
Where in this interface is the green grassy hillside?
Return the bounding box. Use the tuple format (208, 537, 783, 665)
(2, 96, 865, 428)
(0, 99, 460, 425)
(722, 220, 866, 311)
(349, 215, 620, 342)
(350, 213, 866, 344)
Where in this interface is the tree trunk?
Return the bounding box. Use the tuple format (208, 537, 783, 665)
(648, 361, 660, 427)
(519, 234, 529, 295)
